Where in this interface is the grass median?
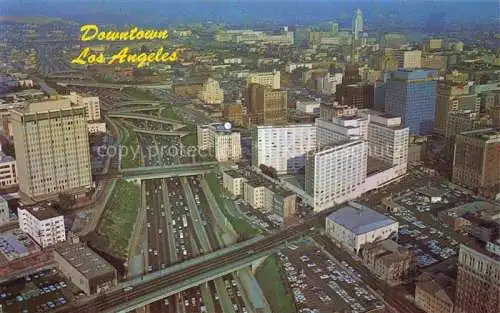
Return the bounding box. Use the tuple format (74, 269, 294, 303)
(120, 129, 142, 169)
(206, 172, 261, 240)
(255, 254, 297, 313)
(98, 180, 141, 259)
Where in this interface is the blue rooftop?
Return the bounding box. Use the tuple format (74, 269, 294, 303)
(327, 202, 397, 235)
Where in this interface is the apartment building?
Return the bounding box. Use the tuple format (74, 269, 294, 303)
(415, 273, 455, 313)
(222, 170, 248, 196)
(198, 78, 224, 105)
(69, 92, 101, 121)
(54, 244, 117, 295)
(362, 239, 416, 285)
(453, 128, 500, 191)
(454, 244, 500, 313)
(242, 178, 296, 217)
(10, 99, 92, 199)
(325, 202, 399, 254)
(305, 140, 368, 210)
(316, 115, 368, 147)
(252, 124, 316, 174)
(0, 151, 16, 188)
(18, 204, 66, 248)
(246, 70, 280, 89)
(197, 123, 241, 162)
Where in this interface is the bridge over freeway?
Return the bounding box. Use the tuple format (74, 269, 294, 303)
(131, 128, 190, 137)
(107, 112, 186, 129)
(56, 81, 171, 89)
(119, 162, 218, 180)
(55, 214, 329, 313)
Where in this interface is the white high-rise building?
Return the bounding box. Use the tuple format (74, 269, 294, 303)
(358, 110, 410, 168)
(252, 124, 316, 174)
(352, 9, 364, 41)
(18, 204, 66, 248)
(316, 115, 368, 147)
(305, 140, 368, 211)
(10, 99, 92, 198)
(247, 70, 280, 89)
(197, 123, 241, 162)
(198, 78, 224, 105)
(393, 49, 422, 69)
(69, 92, 101, 121)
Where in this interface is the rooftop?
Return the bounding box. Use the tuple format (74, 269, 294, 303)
(460, 128, 500, 141)
(327, 202, 397, 235)
(224, 170, 245, 179)
(21, 204, 61, 221)
(54, 244, 116, 280)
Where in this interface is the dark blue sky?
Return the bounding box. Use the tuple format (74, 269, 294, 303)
(0, 1, 497, 27)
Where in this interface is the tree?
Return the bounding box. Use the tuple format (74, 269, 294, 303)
(58, 192, 76, 211)
(268, 166, 278, 179)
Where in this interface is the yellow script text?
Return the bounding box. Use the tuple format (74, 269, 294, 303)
(80, 24, 169, 41)
(71, 47, 179, 68)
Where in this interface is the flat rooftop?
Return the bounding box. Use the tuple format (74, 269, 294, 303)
(327, 202, 397, 235)
(224, 170, 244, 179)
(21, 204, 61, 221)
(54, 244, 116, 280)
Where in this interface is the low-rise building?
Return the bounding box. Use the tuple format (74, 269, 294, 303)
(0, 196, 9, 225)
(87, 122, 107, 134)
(53, 243, 117, 295)
(242, 176, 296, 218)
(222, 170, 247, 197)
(197, 123, 241, 162)
(415, 273, 455, 313)
(325, 202, 398, 254)
(18, 203, 66, 248)
(0, 151, 16, 188)
(362, 239, 416, 285)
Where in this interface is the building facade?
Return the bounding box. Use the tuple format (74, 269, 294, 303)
(197, 123, 241, 162)
(393, 49, 422, 69)
(10, 100, 92, 198)
(69, 92, 101, 122)
(252, 124, 316, 174)
(415, 274, 455, 313)
(305, 141, 368, 210)
(0, 151, 16, 188)
(384, 69, 438, 136)
(18, 204, 66, 248)
(454, 244, 500, 313)
(246, 71, 280, 89)
(222, 170, 247, 196)
(247, 83, 287, 126)
(198, 78, 224, 105)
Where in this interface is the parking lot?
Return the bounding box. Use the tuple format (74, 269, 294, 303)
(278, 243, 385, 313)
(0, 268, 74, 313)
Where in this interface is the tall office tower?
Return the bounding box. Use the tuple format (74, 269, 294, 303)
(246, 70, 280, 90)
(453, 128, 500, 191)
(435, 81, 480, 135)
(454, 244, 500, 313)
(315, 114, 368, 147)
(197, 123, 241, 162)
(393, 49, 422, 69)
(10, 100, 92, 199)
(336, 82, 374, 109)
(305, 140, 368, 211)
(331, 22, 339, 34)
(352, 9, 364, 41)
(247, 83, 287, 126)
(384, 69, 438, 136)
(252, 124, 316, 174)
(198, 78, 224, 105)
(358, 110, 410, 168)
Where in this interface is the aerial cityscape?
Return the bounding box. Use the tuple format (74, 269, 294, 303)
(0, 1, 498, 313)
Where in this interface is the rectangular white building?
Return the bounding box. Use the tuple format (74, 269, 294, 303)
(197, 123, 241, 162)
(246, 71, 280, 89)
(69, 92, 101, 121)
(296, 100, 321, 114)
(18, 204, 66, 248)
(87, 122, 107, 134)
(316, 115, 368, 147)
(252, 124, 316, 174)
(305, 140, 368, 210)
(358, 110, 410, 167)
(0, 151, 16, 188)
(325, 202, 399, 254)
(222, 170, 248, 196)
(393, 49, 422, 69)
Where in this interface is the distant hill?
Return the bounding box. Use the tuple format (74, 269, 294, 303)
(0, 16, 74, 25)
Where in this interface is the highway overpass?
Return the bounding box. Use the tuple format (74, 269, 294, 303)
(56, 81, 171, 89)
(107, 113, 186, 129)
(131, 128, 190, 137)
(120, 162, 218, 180)
(54, 217, 328, 313)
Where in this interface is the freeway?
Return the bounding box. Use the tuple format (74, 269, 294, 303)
(56, 81, 171, 89)
(107, 113, 187, 127)
(55, 210, 330, 313)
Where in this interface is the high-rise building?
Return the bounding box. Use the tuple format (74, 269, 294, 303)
(435, 81, 480, 135)
(454, 244, 500, 313)
(358, 110, 410, 168)
(384, 69, 438, 136)
(393, 49, 422, 69)
(336, 83, 374, 109)
(315, 115, 368, 147)
(197, 123, 241, 162)
(247, 83, 287, 126)
(18, 203, 66, 248)
(305, 140, 368, 210)
(198, 78, 224, 105)
(246, 70, 280, 90)
(252, 124, 316, 174)
(68, 92, 101, 122)
(352, 9, 364, 41)
(453, 128, 500, 192)
(10, 100, 92, 199)
(223, 103, 244, 126)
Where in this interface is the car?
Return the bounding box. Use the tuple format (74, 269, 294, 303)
(147, 222, 151, 228)
(154, 250, 158, 256)
(184, 300, 190, 307)
(124, 286, 133, 292)
(59, 297, 67, 305)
